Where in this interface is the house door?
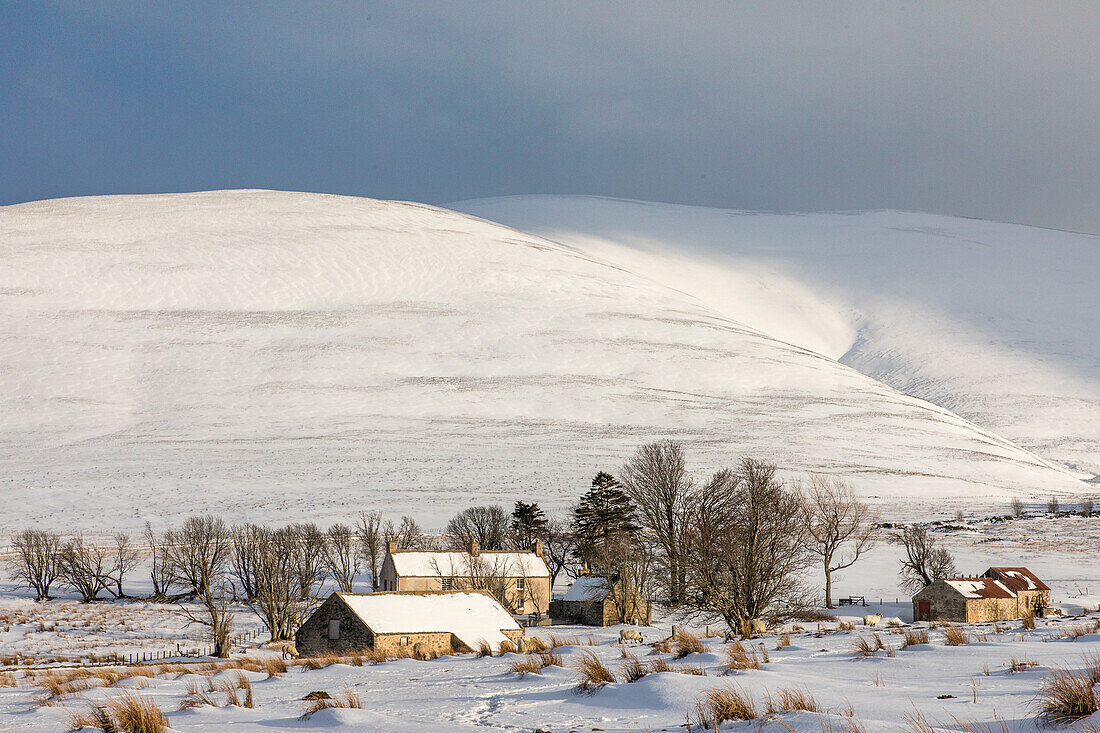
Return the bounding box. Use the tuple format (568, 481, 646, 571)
(918, 601, 931, 621)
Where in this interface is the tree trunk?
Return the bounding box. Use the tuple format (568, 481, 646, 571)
(824, 562, 833, 609)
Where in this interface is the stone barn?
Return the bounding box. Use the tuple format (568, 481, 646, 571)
(912, 567, 1052, 623)
(550, 574, 651, 626)
(295, 590, 524, 657)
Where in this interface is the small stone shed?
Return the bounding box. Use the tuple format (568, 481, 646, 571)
(912, 566, 1051, 623)
(549, 575, 651, 626)
(295, 590, 524, 657)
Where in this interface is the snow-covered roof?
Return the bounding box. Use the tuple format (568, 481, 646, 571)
(562, 576, 611, 602)
(942, 577, 1014, 599)
(984, 567, 1049, 592)
(390, 551, 549, 578)
(336, 591, 521, 649)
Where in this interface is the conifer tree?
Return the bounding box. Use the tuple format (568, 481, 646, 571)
(511, 501, 547, 548)
(572, 472, 638, 570)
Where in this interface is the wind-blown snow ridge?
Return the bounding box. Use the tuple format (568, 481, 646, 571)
(0, 190, 1088, 532)
(456, 195, 1100, 478)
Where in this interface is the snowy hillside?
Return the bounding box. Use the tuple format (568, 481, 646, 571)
(456, 196, 1100, 478)
(0, 191, 1088, 533)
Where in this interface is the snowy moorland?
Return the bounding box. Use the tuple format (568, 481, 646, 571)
(1, 190, 1094, 533)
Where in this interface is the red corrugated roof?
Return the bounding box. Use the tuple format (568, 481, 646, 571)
(942, 577, 1015, 599)
(983, 567, 1050, 592)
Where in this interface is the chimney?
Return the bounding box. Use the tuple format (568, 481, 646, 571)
(387, 540, 397, 556)
(470, 539, 480, 557)
(531, 540, 544, 557)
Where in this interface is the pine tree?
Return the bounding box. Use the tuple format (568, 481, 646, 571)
(511, 501, 547, 548)
(572, 472, 638, 569)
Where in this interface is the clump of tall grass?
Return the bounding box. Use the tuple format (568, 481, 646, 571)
(1032, 666, 1098, 725)
(851, 633, 887, 658)
(901, 628, 929, 648)
(573, 650, 615, 694)
(179, 678, 218, 709)
(522, 636, 549, 653)
(498, 640, 516, 655)
(1062, 620, 1100, 639)
(942, 625, 970, 646)
(264, 657, 287, 677)
(301, 686, 361, 718)
(693, 685, 758, 727)
(724, 641, 762, 672)
(1021, 608, 1036, 630)
(673, 630, 704, 658)
(776, 632, 791, 649)
(214, 671, 254, 708)
(71, 692, 168, 733)
(1008, 656, 1039, 673)
(766, 687, 820, 713)
(509, 650, 561, 676)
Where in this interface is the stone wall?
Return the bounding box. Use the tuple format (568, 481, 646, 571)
(912, 581, 969, 622)
(295, 595, 374, 656)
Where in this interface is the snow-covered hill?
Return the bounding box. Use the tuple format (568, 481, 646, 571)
(0, 191, 1088, 532)
(456, 196, 1100, 478)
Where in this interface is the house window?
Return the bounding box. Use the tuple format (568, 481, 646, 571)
(516, 578, 525, 592)
(328, 620, 340, 640)
(441, 577, 453, 591)
(400, 636, 409, 646)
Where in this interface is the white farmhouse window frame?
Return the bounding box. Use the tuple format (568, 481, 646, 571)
(328, 620, 340, 640)
(400, 636, 409, 646)
(441, 577, 453, 591)
(516, 578, 525, 591)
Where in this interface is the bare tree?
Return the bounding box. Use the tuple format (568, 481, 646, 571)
(799, 475, 879, 608)
(430, 554, 518, 612)
(619, 440, 693, 605)
(244, 526, 320, 642)
(287, 523, 327, 601)
(165, 515, 232, 600)
(384, 515, 425, 550)
(231, 523, 264, 603)
(181, 579, 235, 658)
(898, 526, 957, 593)
(323, 523, 360, 593)
(106, 532, 139, 599)
(58, 535, 112, 603)
(542, 517, 578, 591)
(1047, 496, 1060, 514)
(9, 529, 62, 601)
(445, 505, 510, 550)
(1010, 498, 1024, 517)
(682, 459, 811, 632)
(1081, 498, 1094, 517)
(356, 510, 384, 590)
(144, 523, 175, 602)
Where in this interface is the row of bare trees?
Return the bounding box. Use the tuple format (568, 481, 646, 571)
(10, 530, 140, 603)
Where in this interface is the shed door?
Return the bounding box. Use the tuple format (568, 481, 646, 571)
(917, 601, 931, 621)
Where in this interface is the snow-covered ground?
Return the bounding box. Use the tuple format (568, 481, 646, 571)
(1, 604, 1097, 731)
(1, 191, 1093, 534)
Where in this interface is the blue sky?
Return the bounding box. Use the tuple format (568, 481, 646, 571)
(3, 2, 1098, 232)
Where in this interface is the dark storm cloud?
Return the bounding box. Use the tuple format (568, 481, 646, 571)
(2, 2, 1097, 232)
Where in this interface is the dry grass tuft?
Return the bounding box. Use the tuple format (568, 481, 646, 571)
(776, 632, 791, 649)
(1062, 621, 1100, 639)
(767, 687, 820, 713)
(498, 640, 516, 655)
(73, 692, 169, 733)
(838, 620, 854, 631)
(476, 639, 493, 658)
(264, 657, 287, 677)
(1008, 656, 1039, 673)
(512, 649, 563, 676)
(573, 650, 615, 694)
(851, 633, 888, 658)
(694, 685, 758, 726)
(942, 625, 970, 646)
(724, 641, 762, 672)
(652, 637, 671, 654)
(302, 686, 361, 718)
(902, 628, 929, 647)
(179, 678, 217, 710)
(620, 653, 648, 683)
(1032, 666, 1099, 725)
(0, 672, 16, 688)
(673, 630, 704, 658)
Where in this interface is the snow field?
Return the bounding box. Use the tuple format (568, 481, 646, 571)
(0, 612, 1098, 731)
